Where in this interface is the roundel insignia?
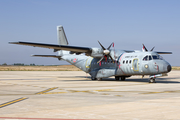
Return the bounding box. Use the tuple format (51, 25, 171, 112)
(73, 58, 77, 63)
(145, 64, 148, 69)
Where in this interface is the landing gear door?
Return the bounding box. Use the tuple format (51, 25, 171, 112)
(85, 57, 93, 72)
(132, 58, 139, 71)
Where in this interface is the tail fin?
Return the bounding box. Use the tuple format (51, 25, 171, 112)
(57, 25, 69, 56)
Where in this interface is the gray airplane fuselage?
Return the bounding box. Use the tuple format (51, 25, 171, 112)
(62, 50, 171, 79)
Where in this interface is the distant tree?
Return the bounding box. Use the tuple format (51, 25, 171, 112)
(14, 63, 24, 66)
(2, 63, 7, 66)
(30, 63, 35, 66)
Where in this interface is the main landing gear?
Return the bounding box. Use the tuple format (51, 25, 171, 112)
(91, 76, 128, 81)
(91, 77, 102, 81)
(91, 77, 96, 81)
(115, 76, 126, 81)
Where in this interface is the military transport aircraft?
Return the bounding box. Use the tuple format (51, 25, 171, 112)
(9, 25, 172, 83)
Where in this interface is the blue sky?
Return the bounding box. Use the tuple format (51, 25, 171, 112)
(0, 0, 179, 66)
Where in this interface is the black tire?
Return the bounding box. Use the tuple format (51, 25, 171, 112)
(121, 77, 126, 81)
(149, 78, 156, 83)
(97, 78, 102, 81)
(115, 76, 119, 80)
(91, 77, 97, 81)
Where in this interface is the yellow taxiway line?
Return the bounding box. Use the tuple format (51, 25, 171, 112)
(35, 87, 58, 95)
(0, 97, 28, 108)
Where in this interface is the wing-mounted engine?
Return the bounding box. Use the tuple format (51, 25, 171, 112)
(91, 41, 115, 63)
(85, 41, 115, 63)
(86, 47, 104, 58)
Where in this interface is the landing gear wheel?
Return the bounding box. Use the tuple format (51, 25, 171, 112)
(120, 77, 126, 81)
(149, 78, 156, 83)
(91, 77, 97, 81)
(115, 76, 119, 80)
(97, 78, 102, 81)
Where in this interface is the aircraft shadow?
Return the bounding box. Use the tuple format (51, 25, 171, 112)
(71, 76, 180, 83)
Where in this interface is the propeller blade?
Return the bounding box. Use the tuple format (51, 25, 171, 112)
(108, 55, 115, 63)
(98, 41, 106, 50)
(150, 46, 155, 51)
(107, 42, 113, 50)
(142, 44, 148, 51)
(97, 56, 104, 63)
(97, 41, 115, 63)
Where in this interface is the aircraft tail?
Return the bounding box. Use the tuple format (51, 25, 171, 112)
(57, 25, 69, 56)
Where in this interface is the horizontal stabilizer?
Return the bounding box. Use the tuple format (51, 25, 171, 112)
(32, 55, 60, 58)
(32, 55, 62, 60)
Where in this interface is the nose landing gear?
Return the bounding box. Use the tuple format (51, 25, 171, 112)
(149, 78, 156, 83)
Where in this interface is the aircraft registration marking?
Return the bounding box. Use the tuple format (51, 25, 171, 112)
(0, 97, 28, 108)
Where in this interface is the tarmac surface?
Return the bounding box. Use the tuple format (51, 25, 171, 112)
(0, 71, 180, 120)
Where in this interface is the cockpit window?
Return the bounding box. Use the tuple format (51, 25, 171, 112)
(158, 55, 164, 60)
(143, 55, 152, 61)
(152, 55, 159, 60)
(149, 56, 152, 60)
(143, 55, 163, 61)
(143, 56, 148, 61)
(152, 55, 163, 60)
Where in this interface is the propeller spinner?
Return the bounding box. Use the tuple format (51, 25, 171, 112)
(97, 41, 114, 63)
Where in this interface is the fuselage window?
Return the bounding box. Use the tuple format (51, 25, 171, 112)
(123, 60, 125, 64)
(129, 60, 131, 64)
(126, 60, 128, 64)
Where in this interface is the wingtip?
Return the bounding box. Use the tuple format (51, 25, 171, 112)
(9, 42, 19, 44)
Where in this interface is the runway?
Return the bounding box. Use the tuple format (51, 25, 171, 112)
(0, 71, 180, 120)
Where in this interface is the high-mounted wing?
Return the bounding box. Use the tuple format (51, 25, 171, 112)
(9, 41, 92, 53)
(155, 52, 172, 54)
(142, 44, 172, 54)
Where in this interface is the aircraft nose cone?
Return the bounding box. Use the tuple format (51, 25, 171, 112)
(167, 65, 172, 72)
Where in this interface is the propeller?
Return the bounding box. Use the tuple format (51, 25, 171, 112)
(142, 44, 155, 52)
(97, 41, 114, 63)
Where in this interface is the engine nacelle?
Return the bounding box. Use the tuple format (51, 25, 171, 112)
(86, 48, 104, 58)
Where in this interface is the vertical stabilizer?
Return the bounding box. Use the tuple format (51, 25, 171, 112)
(57, 25, 69, 56)
(57, 25, 69, 45)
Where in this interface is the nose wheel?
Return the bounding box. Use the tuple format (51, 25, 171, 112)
(149, 78, 156, 83)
